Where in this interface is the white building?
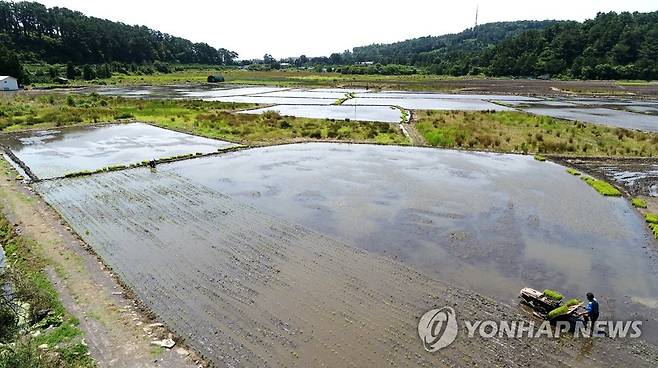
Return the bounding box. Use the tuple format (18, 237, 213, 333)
(0, 76, 18, 91)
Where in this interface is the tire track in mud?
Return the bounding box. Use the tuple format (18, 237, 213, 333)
(36, 169, 658, 367)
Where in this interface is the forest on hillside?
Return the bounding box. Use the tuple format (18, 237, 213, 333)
(0, 1, 237, 68)
(339, 12, 658, 80)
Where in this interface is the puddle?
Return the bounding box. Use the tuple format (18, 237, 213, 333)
(240, 104, 402, 123)
(0, 123, 235, 179)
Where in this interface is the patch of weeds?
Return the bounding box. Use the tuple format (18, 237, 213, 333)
(566, 168, 581, 176)
(400, 109, 409, 123)
(63, 170, 93, 178)
(533, 155, 546, 162)
(0, 215, 92, 367)
(631, 197, 647, 208)
(580, 177, 622, 197)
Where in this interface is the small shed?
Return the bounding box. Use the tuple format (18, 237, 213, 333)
(0, 76, 18, 91)
(207, 75, 225, 83)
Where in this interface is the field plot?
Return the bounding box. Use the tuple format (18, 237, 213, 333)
(344, 97, 513, 111)
(240, 105, 403, 123)
(353, 92, 540, 101)
(523, 106, 658, 132)
(158, 143, 658, 334)
(0, 122, 235, 179)
(35, 165, 658, 367)
(69, 85, 658, 131)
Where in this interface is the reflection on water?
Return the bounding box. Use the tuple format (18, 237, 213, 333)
(159, 143, 658, 336)
(0, 123, 235, 179)
(240, 104, 403, 123)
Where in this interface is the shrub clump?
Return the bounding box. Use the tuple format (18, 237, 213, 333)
(534, 154, 546, 162)
(581, 177, 622, 197)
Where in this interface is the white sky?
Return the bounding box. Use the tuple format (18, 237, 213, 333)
(33, 0, 658, 60)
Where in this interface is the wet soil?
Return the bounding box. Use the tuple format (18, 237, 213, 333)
(551, 156, 658, 197)
(35, 168, 658, 367)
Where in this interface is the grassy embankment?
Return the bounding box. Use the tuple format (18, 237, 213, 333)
(0, 93, 408, 145)
(415, 110, 658, 157)
(0, 215, 92, 367)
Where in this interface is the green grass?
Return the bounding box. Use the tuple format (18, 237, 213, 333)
(0, 93, 409, 145)
(400, 109, 409, 123)
(534, 154, 546, 162)
(543, 289, 563, 301)
(566, 168, 581, 176)
(415, 110, 658, 157)
(632, 197, 648, 208)
(646, 213, 658, 224)
(581, 176, 622, 197)
(0, 215, 93, 367)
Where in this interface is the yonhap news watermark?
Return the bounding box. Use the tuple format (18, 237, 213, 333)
(418, 307, 643, 352)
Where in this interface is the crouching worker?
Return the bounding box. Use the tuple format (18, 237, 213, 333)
(579, 292, 599, 335)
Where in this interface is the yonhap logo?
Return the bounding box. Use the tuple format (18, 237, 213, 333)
(418, 307, 458, 352)
(418, 306, 642, 353)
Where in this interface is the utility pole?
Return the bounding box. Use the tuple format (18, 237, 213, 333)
(475, 4, 479, 28)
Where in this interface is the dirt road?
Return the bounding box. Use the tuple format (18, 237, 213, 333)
(0, 159, 202, 368)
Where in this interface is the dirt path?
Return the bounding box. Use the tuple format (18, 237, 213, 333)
(403, 113, 428, 146)
(0, 159, 203, 368)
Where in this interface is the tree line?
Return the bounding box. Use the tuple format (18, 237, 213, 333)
(0, 1, 237, 66)
(330, 12, 658, 80)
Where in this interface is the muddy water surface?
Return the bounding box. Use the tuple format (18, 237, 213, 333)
(524, 107, 658, 132)
(160, 144, 658, 329)
(0, 123, 235, 179)
(35, 165, 658, 367)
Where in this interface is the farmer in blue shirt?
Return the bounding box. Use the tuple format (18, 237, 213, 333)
(579, 292, 600, 334)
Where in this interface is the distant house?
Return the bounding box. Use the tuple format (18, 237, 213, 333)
(0, 76, 18, 91)
(357, 61, 374, 66)
(207, 75, 225, 83)
(279, 62, 291, 68)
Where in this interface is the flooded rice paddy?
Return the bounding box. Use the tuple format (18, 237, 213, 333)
(157, 144, 658, 315)
(240, 104, 404, 123)
(524, 107, 658, 132)
(35, 164, 657, 366)
(0, 123, 235, 179)
(8, 125, 653, 364)
(80, 85, 658, 130)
